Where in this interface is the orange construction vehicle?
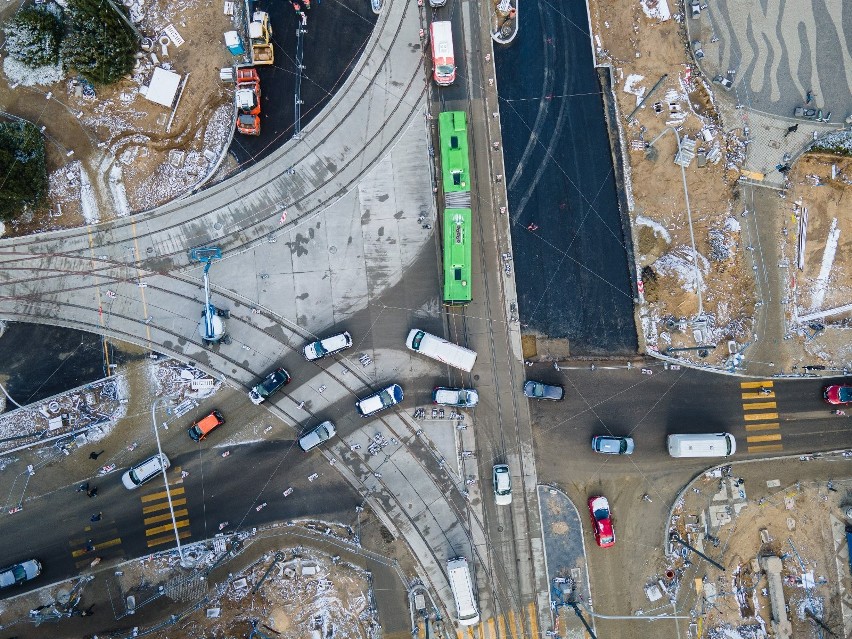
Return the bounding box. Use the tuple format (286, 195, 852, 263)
(235, 67, 261, 136)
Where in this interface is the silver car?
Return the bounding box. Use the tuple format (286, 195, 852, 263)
(492, 464, 512, 505)
(298, 421, 336, 451)
(591, 435, 635, 455)
(523, 381, 564, 401)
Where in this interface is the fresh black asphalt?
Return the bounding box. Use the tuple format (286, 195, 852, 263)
(0, 324, 106, 404)
(494, 3, 637, 355)
(229, 0, 378, 167)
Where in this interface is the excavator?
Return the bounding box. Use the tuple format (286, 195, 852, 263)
(235, 67, 261, 136)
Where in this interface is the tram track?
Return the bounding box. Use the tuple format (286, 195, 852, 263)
(0, 0, 424, 280)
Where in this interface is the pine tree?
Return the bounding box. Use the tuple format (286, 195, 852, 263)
(3, 6, 64, 67)
(0, 121, 47, 221)
(62, 0, 138, 85)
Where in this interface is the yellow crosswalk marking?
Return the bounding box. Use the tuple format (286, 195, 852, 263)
(141, 486, 185, 503)
(71, 537, 122, 558)
(418, 620, 426, 639)
(456, 630, 464, 639)
(486, 616, 496, 639)
(744, 412, 778, 421)
(742, 402, 776, 410)
(507, 609, 518, 639)
(527, 602, 539, 639)
(467, 627, 475, 639)
(741, 381, 773, 388)
(746, 433, 782, 443)
(747, 444, 784, 453)
(745, 423, 779, 432)
(742, 391, 774, 399)
(146, 529, 192, 548)
(478, 621, 486, 639)
(144, 509, 189, 526)
(143, 498, 187, 514)
(498, 614, 507, 639)
(145, 519, 190, 537)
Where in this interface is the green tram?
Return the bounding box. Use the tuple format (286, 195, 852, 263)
(437, 111, 473, 306)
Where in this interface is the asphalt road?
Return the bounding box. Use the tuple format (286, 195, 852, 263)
(0, 324, 106, 405)
(229, 0, 378, 167)
(530, 362, 852, 635)
(0, 386, 362, 599)
(493, 0, 636, 355)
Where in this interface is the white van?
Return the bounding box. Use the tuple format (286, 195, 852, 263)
(356, 384, 404, 417)
(303, 331, 353, 361)
(406, 329, 477, 373)
(667, 433, 736, 458)
(447, 557, 479, 626)
(122, 453, 170, 489)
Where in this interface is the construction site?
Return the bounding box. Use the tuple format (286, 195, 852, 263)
(659, 456, 852, 639)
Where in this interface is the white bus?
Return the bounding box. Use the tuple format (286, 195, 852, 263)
(406, 329, 477, 372)
(430, 21, 456, 86)
(447, 557, 479, 626)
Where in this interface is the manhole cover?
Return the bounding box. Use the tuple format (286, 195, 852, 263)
(498, 526, 503, 532)
(146, 247, 153, 253)
(214, 222, 223, 231)
(329, 246, 337, 254)
(474, 374, 480, 381)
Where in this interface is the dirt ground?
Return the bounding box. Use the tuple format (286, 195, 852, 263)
(0, 0, 235, 235)
(589, 0, 755, 365)
(666, 473, 852, 639)
(146, 533, 378, 639)
(779, 154, 852, 365)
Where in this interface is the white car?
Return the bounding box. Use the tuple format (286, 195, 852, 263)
(303, 332, 353, 361)
(433, 387, 479, 407)
(298, 421, 336, 451)
(0, 559, 41, 589)
(356, 384, 403, 417)
(122, 453, 170, 489)
(492, 464, 512, 505)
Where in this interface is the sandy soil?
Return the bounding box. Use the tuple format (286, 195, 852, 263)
(589, 0, 755, 365)
(778, 154, 852, 366)
(0, 0, 235, 235)
(144, 535, 378, 639)
(669, 475, 851, 638)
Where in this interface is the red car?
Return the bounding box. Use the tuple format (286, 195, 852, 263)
(588, 496, 615, 548)
(824, 385, 852, 405)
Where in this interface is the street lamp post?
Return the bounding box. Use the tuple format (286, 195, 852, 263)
(151, 396, 191, 568)
(648, 126, 706, 330)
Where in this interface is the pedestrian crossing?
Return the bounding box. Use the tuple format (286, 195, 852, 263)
(442, 602, 538, 639)
(69, 525, 123, 569)
(739, 381, 783, 453)
(140, 466, 192, 548)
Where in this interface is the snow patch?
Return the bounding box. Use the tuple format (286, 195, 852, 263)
(636, 215, 672, 244)
(108, 164, 131, 217)
(623, 74, 646, 102)
(78, 165, 100, 223)
(640, 0, 671, 22)
(654, 245, 710, 294)
(2, 57, 63, 86)
(810, 217, 841, 311)
(724, 216, 741, 233)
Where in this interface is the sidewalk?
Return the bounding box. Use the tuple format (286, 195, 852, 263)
(537, 486, 593, 638)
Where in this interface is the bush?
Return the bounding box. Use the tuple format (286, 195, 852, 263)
(0, 121, 47, 221)
(62, 0, 138, 84)
(3, 6, 64, 67)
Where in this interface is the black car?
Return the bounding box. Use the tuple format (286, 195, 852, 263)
(248, 368, 291, 405)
